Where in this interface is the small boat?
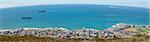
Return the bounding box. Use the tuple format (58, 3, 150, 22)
(22, 17, 32, 19)
(38, 10, 47, 13)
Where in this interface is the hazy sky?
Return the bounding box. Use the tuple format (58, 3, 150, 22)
(0, 0, 149, 8)
(0, 0, 149, 2)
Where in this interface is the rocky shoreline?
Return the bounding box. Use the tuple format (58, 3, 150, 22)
(0, 23, 150, 42)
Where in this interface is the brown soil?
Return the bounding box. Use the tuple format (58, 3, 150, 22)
(0, 35, 149, 42)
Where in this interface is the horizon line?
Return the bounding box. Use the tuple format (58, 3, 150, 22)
(0, 3, 149, 9)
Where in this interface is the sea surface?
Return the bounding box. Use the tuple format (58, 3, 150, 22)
(0, 4, 149, 30)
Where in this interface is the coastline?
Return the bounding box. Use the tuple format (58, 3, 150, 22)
(0, 23, 150, 42)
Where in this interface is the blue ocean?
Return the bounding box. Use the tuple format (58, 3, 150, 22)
(0, 4, 149, 30)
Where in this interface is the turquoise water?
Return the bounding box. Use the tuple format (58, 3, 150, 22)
(0, 4, 149, 30)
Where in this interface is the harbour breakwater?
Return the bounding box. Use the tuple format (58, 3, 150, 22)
(0, 23, 150, 42)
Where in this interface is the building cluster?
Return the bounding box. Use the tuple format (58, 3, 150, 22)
(0, 23, 150, 40)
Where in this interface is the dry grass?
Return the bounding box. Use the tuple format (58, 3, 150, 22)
(0, 35, 150, 42)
